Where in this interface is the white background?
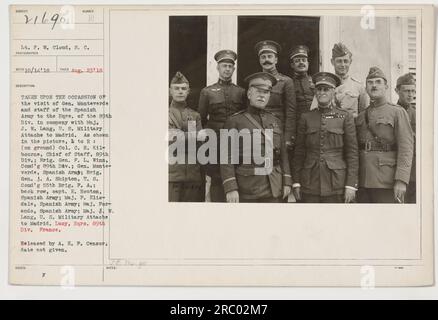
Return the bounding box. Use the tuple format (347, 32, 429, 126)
(1, 0, 437, 299)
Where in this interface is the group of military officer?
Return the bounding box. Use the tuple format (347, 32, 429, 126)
(168, 41, 416, 204)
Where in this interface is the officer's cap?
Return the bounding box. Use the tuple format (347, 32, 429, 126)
(214, 49, 237, 64)
(396, 73, 416, 87)
(332, 42, 352, 59)
(312, 72, 341, 89)
(170, 71, 189, 86)
(245, 72, 277, 91)
(366, 66, 387, 82)
(254, 40, 281, 56)
(289, 45, 309, 60)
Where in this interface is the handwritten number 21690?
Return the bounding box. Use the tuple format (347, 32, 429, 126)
(24, 11, 71, 30)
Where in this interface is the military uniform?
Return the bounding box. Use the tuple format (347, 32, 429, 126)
(265, 70, 297, 142)
(168, 79, 204, 202)
(335, 75, 369, 117)
(396, 73, 417, 203)
(221, 72, 292, 202)
(311, 43, 369, 117)
(292, 73, 315, 118)
(255, 40, 297, 145)
(289, 45, 315, 118)
(310, 75, 368, 118)
(397, 99, 416, 203)
(356, 68, 414, 203)
(292, 72, 359, 203)
(198, 50, 246, 202)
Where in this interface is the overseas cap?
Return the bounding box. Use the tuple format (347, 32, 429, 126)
(396, 73, 416, 87)
(332, 42, 352, 59)
(170, 71, 189, 85)
(366, 66, 387, 82)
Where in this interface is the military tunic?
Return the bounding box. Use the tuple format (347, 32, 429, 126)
(198, 79, 246, 132)
(355, 98, 414, 191)
(221, 106, 292, 201)
(292, 104, 358, 198)
(292, 72, 315, 118)
(198, 79, 246, 201)
(168, 101, 204, 202)
(265, 70, 297, 144)
(397, 99, 416, 203)
(335, 75, 369, 117)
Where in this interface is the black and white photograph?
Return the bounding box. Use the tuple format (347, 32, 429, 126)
(168, 14, 418, 204)
(7, 3, 434, 289)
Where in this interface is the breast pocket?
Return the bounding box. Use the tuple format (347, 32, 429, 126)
(344, 91, 359, 99)
(231, 94, 245, 113)
(305, 126, 319, 148)
(337, 91, 358, 113)
(375, 116, 395, 143)
(208, 91, 225, 114)
(326, 126, 344, 148)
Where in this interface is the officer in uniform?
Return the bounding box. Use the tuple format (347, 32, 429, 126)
(292, 72, 359, 203)
(289, 45, 315, 118)
(311, 43, 370, 118)
(168, 72, 204, 202)
(198, 50, 246, 202)
(254, 40, 297, 148)
(221, 72, 292, 203)
(356, 67, 414, 203)
(395, 73, 416, 203)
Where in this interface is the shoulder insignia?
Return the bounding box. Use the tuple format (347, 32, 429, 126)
(351, 76, 362, 84)
(230, 109, 246, 117)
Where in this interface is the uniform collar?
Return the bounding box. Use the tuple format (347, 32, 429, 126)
(339, 74, 350, 84)
(218, 78, 232, 85)
(318, 103, 334, 113)
(293, 71, 308, 79)
(397, 99, 411, 111)
(247, 105, 263, 115)
(267, 69, 279, 76)
(370, 96, 387, 108)
(170, 100, 187, 109)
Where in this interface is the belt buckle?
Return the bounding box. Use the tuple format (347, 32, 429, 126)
(365, 141, 372, 152)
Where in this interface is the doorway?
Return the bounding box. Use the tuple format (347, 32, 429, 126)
(237, 16, 320, 87)
(169, 16, 207, 109)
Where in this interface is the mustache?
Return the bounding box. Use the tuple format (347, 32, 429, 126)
(262, 62, 272, 66)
